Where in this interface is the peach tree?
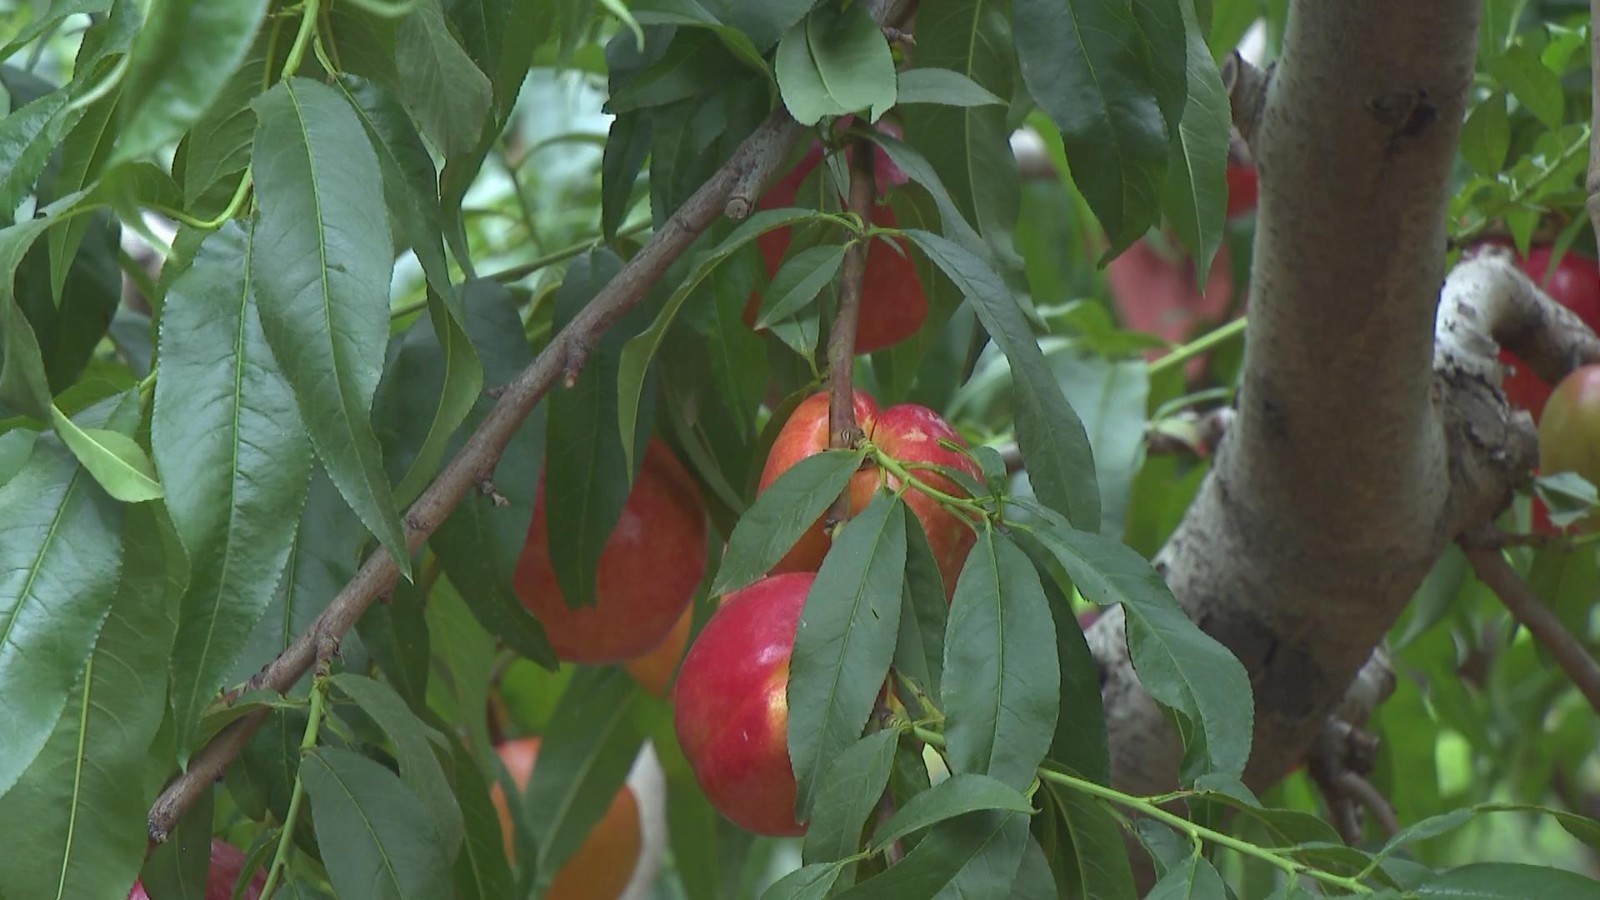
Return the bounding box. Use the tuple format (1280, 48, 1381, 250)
(2, 0, 1600, 897)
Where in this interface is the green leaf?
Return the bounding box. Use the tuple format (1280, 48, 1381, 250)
(546, 249, 652, 610)
(1460, 92, 1510, 177)
(152, 221, 313, 755)
(616, 206, 825, 475)
(232, 468, 363, 694)
(522, 668, 645, 886)
(1131, 0, 1188, 134)
(705, 247, 767, 431)
(871, 773, 1035, 850)
(896, 0, 1020, 270)
(335, 74, 457, 308)
(49, 405, 162, 501)
(755, 243, 849, 328)
(301, 747, 453, 900)
(354, 576, 431, 712)
(905, 227, 1100, 530)
(0, 87, 73, 214)
(836, 808, 1031, 899)
(774, 1, 897, 125)
(713, 447, 870, 595)
(763, 861, 849, 900)
(249, 77, 410, 577)
(1158, 0, 1229, 285)
(942, 529, 1060, 791)
(112, 0, 269, 165)
(430, 281, 557, 669)
(1011, 836, 1058, 899)
(0, 502, 179, 900)
(0, 297, 53, 420)
(788, 492, 908, 817)
(1042, 343, 1150, 537)
(0, 431, 124, 798)
(1040, 781, 1137, 899)
(1146, 855, 1227, 900)
(1026, 515, 1253, 783)
(601, 112, 651, 238)
(444, 741, 517, 900)
(178, 31, 275, 208)
(47, 91, 118, 305)
(1415, 863, 1600, 897)
(896, 68, 1004, 107)
(606, 30, 749, 114)
(331, 674, 465, 853)
(1015, 0, 1169, 254)
(1486, 45, 1565, 130)
(893, 512, 949, 697)
(0, 0, 111, 62)
(802, 729, 899, 868)
(393, 0, 494, 160)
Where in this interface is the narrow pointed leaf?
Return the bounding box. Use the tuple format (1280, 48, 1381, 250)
(788, 493, 907, 817)
(445, 742, 516, 900)
(893, 512, 948, 697)
(1158, 0, 1230, 284)
(870, 773, 1036, 851)
(249, 76, 410, 576)
(1042, 781, 1138, 899)
(754, 243, 848, 328)
(763, 862, 848, 900)
(113, 0, 267, 166)
(941, 529, 1060, 791)
(714, 448, 870, 595)
(152, 221, 313, 755)
(49, 407, 163, 501)
(836, 809, 1031, 900)
(0, 502, 178, 899)
(895, 68, 1004, 107)
(331, 674, 464, 853)
(301, 747, 453, 899)
(616, 206, 824, 475)
(522, 669, 644, 884)
(1146, 855, 1227, 900)
(0, 433, 124, 798)
(1014, 0, 1169, 254)
(1027, 514, 1252, 782)
(905, 229, 1099, 531)
(774, 2, 897, 125)
(802, 729, 899, 866)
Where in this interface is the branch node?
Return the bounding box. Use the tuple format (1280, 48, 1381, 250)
(486, 383, 509, 399)
(562, 340, 590, 388)
(478, 478, 510, 506)
(1220, 51, 1271, 147)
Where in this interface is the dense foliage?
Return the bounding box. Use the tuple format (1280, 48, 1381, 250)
(0, 0, 1598, 898)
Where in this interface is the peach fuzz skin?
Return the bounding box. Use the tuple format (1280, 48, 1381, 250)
(758, 391, 982, 597)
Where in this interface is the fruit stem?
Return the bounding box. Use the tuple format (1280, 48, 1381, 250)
(909, 725, 1375, 895)
(1147, 316, 1249, 379)
(258, 675, 330, 899)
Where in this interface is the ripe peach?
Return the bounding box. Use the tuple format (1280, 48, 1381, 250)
(673, 573, 811, 837)
(758, 391, 981, 596)
(515, 439, 708, 663)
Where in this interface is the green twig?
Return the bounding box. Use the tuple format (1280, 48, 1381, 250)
(1147, 316, 1248, 378)
(258, 676, 331, 899)
(280, 0, 322, 78)
(871, 448, 990, 518)
(149, 166, 253, 231)
(911, 725, 1375, 895)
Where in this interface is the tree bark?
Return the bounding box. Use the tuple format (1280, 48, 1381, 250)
(1088, 0, 1525, 798)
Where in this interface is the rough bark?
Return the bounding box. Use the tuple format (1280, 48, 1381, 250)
(1087, 0, 1529, 798)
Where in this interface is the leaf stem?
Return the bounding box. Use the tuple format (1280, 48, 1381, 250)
(1147, 316, 1248, 378)
(871, 448, 989, 518)
(151, 166, 254, 231)
(280, 0, 321, 79)
(258, 675, 330, 899)
(910, 725, 1375, 895)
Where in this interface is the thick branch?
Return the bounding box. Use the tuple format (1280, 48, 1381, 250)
(1091, 0, 1505, 802)
(1439, 249, 1600, 385)
(1463, 525, 1600, 714)
(147, 104, 814, 847)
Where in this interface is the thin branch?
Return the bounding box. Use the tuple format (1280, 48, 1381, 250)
(1462, 525, 1600, 715)
(147, 0, 920, 844)
(826, 137, 878, 532)
(1336, 772, 1400, 838)
(1219, 51, 1270, 148)
(147, 106, 810, 847)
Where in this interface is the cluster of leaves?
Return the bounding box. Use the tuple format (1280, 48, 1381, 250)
(2, 0, 1600, 898)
